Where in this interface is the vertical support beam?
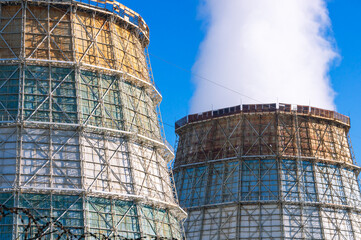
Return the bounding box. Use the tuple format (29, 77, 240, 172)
(109, 16, 119, 71)
(329, 122, 338, 161)
(49, 192, 53, 240)
(12, 191, 19, 239)
(92, 11, 97, 67)
(347, 133, 356, 165)
(47, 3, 50, 61)
(293, 112, 305, 238)
(258, 114, 262, 156)
(169, 160, 180, 205)
(155, 146, 167, 202)
(70, 5, 76, 64)
(173, 167, 184, 206)
(217, 205, 223, 240)
(235, 114, 243, 239)
(20, 1, 26, 61)
(199, 206, 206, 240)
(49, 61, 54, 240)
(153, 204, 160, 239)
(110, 198, 116, 237)
(0, 4, 2, 33)
(198, 140, 212, 240)
(124, 138, 143, 238)
(104, 132, 111, 193)
(337, 163, 357, 239)
(165, 208, 174, 239)
(71, 5, 87, 233)
(258, 201, 261, 240)
(312, 161, 327, 240)
(14, 53, 26, 238)
(276, 110, 286, 239)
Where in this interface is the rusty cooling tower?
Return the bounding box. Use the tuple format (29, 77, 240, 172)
(174, 103, 361, 239)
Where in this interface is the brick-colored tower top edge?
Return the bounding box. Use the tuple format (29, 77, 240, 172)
(175, 103, 350, 130)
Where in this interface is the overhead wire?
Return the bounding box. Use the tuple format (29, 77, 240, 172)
(149, 52, 349, 135)
(150, 52, 278, 131)
(150, 52, 262, 130)
(149, 53, 263, 104)
(149, 52, 337, 112)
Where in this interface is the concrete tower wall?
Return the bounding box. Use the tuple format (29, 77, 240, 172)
(0, 0, 185, 239)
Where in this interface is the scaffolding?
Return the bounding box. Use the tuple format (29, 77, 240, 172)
(174, 103, 361, 239)
(0, 0, 186, 239)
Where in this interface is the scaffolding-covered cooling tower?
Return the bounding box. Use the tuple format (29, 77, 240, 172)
(174, 103, 361, 239)
(0, 0, 185, 239)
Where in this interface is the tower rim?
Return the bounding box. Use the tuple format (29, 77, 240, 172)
(175, 103, 350, 131)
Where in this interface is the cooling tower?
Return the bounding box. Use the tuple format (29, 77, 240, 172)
(174, 103, 361, 239)
(0, 0, 185, 239)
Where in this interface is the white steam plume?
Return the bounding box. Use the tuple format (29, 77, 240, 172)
(191, 0, 338, 113)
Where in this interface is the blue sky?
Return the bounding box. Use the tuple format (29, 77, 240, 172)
(122, 0, 361, 161)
